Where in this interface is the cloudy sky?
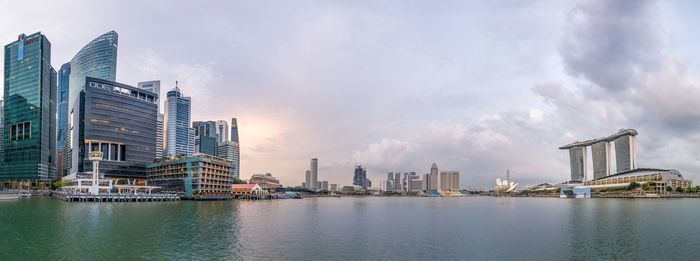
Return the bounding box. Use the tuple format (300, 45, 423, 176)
(2, 0, 700, 188)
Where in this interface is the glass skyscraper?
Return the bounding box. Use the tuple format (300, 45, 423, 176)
(56, 62, 70, 178)
(164, 85, 194, 157)
(68, 31, 117, 120)
(2, 32, 56, 182)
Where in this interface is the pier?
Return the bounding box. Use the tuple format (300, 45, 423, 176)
(52, 191, 179, 202)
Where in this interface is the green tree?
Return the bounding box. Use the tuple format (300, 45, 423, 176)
(233, 178, 247, 184)
(676, 187, 685, 193)
(627, 182, 641, 190)
(666, 186, 672, 192)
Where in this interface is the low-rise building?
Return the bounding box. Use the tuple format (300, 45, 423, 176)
(231, 184, 265, 195)
(147, 153, 235, 198)
(583, 168, 691, 194)
(249, 173, 280, 190)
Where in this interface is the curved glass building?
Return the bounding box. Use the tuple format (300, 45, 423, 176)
(68, 31, 118, 114)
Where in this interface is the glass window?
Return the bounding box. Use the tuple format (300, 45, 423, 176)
(110, 144, 118, 161)
(91, 143, 99, 152)
(101, 143, 108, 159)
(120, 145, 126, 161)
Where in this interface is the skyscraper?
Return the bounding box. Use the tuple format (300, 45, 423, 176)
(2, 32, 56, 183)
(439, 171, 460, 191)
(430, 163, 439, 190)
(164, 83, 194, 157)
(71, 78, 158, 178)
(230, 117, 239, 143)
(216, 120, 229, 143)
(591, 142, 611, 179)
(193, 120, 218, 156)
(137, 81, 161, 105)
(156, 113, 164, 158)
(394, 172, 401, 191)
(67, 31, 118, 176)
(305, 170, 311, 189)
(0, 99, 4, 163)
(56, 63, 70, 178)
(217, 141, 240, 179)
(230, 117, 240, 181)
(136, 81, 163, 159)
(68, 31, 118, 121)
(353, 165, 368, 189)
(310, 158, 318, 191)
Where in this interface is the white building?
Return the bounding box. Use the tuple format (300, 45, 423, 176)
(310, 158, 318, 191)
(216, 120, 229, 143)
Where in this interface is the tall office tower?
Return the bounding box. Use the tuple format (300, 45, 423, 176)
(216, 120, 229, 143)
(164, 84, 194, 157)
(429, 163, 439, 190)
(321, 180, 329, 191)
(310, 158, 318, 191)
(394, 172, 401, 191)
(614, 134, 637, 173)
(193, 120, 218, 156)
(230, 117, 240, 178)
(568, 147, 587, 182)
(230, 117, 239, 143)
(591, 141, 611, 179)
(137, 81, 161, 106)
(56, 63, 70, 178)
(353, 165, 368, 189)
(305, 170, 311, 189)
(385, 179, 394, 191)
(68, 31, 118, 122)
(422, 174, 429, 191)
(136, 81, 163, 159)
(156, 113, 164, 158)
(3, 33, 56, 183)
(0, 99, 3, 163)
(440, 171, 460, 191)
(387, 172, 394, 182)
(71, 78, 157, 178)
(217, 141, 240, 179)
(403, 172, 418, 192)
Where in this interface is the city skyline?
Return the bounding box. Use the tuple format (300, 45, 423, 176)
(3, 1, 700, 188)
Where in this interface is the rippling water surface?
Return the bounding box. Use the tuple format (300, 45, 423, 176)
(1, 197, 699, 260)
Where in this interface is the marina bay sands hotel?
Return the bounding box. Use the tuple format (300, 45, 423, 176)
(559, 129, 638, 182)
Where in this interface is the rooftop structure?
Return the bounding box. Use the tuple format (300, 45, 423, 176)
(560, 129, 638, 182)
(249, 173, 280, 190)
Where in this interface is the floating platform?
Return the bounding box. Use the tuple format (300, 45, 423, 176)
(52, 191, 179, 202)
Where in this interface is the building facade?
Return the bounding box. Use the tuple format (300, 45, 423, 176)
(71, 77, 158, 178)
(230, 117, 239, 143)
(440, 171, 460, 191)
(147, 154, 235, 198)
(568, 146, 587, 182)
(310, 158, 318, 191)
(216, 120, 228, 143)
(304, 170, 311, 189)
(249, 173, 280, 190)
(2, 32, 56, 183)
(217, 141, 240, 179)
(68, 31, 118, 122)
(163, 84, 194, 157)
(614, 135, 637, 173)
(353, 165, 369, 189)
(56, 63, 71, 178)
